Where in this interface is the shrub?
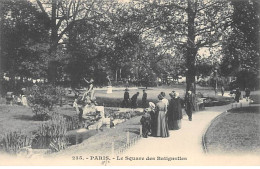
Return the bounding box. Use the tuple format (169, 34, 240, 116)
(1, 131, 32, 155)
(31, 113, 68, 152)
(26, 84, 63, 121)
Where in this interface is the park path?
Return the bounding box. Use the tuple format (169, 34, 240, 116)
(110, 95, 254, 165)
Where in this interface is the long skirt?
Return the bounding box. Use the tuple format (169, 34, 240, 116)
(156, 111, 169, 137)
(173, 119, 181, 130)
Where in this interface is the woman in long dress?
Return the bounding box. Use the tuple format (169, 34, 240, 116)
(168, 92, 182, 130)
(155, 94, 169, 137)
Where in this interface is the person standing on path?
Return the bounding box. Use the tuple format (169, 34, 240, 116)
(142, 89, 147, 108)
(148, 102, 157, 136)
(168, 92, 183, 130)
(245, 88, 250, 101)
(235, 88, 241, 103)
(122, 88, 130, 107)
(140, 108, 152, 138)
(221, 86, 225, 96)
(184, 90, 195, 121)
(155, 94, 169, 138)
(131, 92, 139, 108)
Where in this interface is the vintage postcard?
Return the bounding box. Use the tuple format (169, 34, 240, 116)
(0, 0, 259, 166)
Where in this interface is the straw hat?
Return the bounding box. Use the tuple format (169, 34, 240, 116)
(149, 102, 155, 109)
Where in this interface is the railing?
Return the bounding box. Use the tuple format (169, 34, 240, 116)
(111, 126, 142, 156)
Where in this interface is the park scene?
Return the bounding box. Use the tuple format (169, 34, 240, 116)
(0, 0, 259, 166)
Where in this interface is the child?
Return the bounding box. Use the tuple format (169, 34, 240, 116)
(140, 108, 152, 138)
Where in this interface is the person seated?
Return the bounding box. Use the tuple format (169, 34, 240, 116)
(140, 108, 152, 138)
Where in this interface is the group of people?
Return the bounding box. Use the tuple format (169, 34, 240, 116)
(122, 89, 147, 108)
(233, 87, 251, 103)
(140, 90, 195, 138)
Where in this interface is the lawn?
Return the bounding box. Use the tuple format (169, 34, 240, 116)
(0, 105, 45, 140)
(204, 106, 260, 155)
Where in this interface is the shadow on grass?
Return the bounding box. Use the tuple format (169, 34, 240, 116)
(228, 106, 260, 114)
(13, 115, 33, 121)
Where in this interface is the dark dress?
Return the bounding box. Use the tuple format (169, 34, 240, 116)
(155, 100, 169, 137)
(168, 97, 183, 130)
(150, 110, 157, 136)
(122, 91, 130, 107)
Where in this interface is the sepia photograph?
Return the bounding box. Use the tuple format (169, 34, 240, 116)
(0, 0, 259, 166)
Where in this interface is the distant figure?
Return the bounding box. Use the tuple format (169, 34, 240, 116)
(155, 93, 169, 138)
(235, 88, 241, 103)
(142, 89, 147, 108)
(131, 92, 139, 108)
(221, 86, 225, 96)
(245, 88, 251, 101)
(106, 75, 111, 86)
(82, 78, 94, 101)
(122, 88, 130, 108)
(140, 108, 152, 138)
(168, 92, 182, 130)
(184, 90, 195, 121)
(148, 102, 157, 136)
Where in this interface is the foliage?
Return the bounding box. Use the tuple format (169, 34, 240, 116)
(0, 0, 50, 79)
(1, 131, 31, 155)
(220, 0, 260, 89)
(26, 84, 63, 120)
(31, 113, 68, 152)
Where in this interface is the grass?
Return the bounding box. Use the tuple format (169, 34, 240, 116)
(204, 106, 260, 155)
(0, 105, 45, 140)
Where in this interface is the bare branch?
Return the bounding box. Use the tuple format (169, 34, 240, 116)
(36, 0, 50, 19)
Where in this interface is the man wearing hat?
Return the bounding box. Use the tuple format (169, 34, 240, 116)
(142, 89, 147, 108)
(122, 88, 130, 107)
(184, 91, 195, 121)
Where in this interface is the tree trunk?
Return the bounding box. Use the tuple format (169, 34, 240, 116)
(48, 0, 58, 85)
(186, 0, 197, 94)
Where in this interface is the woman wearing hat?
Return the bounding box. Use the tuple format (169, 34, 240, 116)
(168, 92, 182, 130)
(155, 94, 169, 137)
(148, 102, 157, 136)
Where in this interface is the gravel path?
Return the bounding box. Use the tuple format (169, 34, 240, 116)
(110, 97, 260, 165)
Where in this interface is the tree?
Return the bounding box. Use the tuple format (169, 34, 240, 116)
(131, 0, 233, 93)
(0, 0, 50, 95)
(34, 0, 117, 83)
(220, 0, 260, 89)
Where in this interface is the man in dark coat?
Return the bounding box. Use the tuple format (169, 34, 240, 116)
(142, 89, 147, 108)
(184, 91, 195, 121)
(235, 88, 241, 103)
(122, 88, 130, 107)
(131, 92, 139, 108)
(245, 88, 250, 101)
